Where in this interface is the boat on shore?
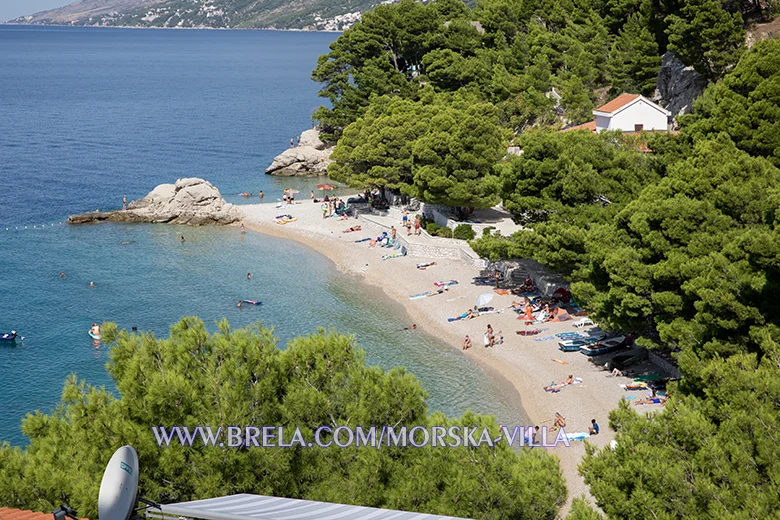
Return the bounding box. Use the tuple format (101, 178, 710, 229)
(580, 336, 627, 356)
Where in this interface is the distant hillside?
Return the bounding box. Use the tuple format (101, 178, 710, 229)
(7, 0, 388, 30)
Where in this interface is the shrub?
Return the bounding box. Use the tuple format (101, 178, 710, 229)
(453, 224, 476, 240)
(482, 226, 496, 237)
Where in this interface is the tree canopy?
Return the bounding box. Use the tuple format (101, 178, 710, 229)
(0, 318, 567, 519)
(469, 39, 780, 517)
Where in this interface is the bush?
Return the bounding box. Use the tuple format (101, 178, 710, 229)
(482, 226, 496, 237)
(436, 226, 453, 238)
(426, 222, 441, 235)
(453, 224, 476, 240)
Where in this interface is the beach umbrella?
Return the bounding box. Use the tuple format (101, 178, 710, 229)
(476, 292, 494, 308)
(317, 184, 335, 190)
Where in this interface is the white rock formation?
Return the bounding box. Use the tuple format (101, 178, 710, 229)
(265, 129, 334, 176)
(69, 178, 243, 225)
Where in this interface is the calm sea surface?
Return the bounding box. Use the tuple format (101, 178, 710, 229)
(0, 26, 527, 446)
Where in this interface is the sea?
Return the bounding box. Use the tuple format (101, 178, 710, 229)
(0, 25, 527, 446)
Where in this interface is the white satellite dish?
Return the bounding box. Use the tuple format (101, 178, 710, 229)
(98, 446, 139, 520)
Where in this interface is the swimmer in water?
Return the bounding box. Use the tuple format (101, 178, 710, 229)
(180, 236, 185, 243)
(60, 272, 66, 278)
(237, 300, 243, 308)
(247, 273, 252, 280)
(89, 282, 95, 288)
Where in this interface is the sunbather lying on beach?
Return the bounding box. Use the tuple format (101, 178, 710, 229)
(544, 375, 579, 392)
(343, 225, 362, 232)
(635, 396, 669, 405)
(552, 412, 566, 430)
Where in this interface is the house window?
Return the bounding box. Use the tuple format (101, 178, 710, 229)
(634, 124, 643, 132)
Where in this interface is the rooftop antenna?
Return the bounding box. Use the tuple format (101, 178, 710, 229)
(98, 446, 160, 520)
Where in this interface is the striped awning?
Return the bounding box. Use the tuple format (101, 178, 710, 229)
(148, 493, 470, 520)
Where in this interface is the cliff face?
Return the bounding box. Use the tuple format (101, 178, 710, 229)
(652, 51, 709, 118)
(8, 0, 379, 30)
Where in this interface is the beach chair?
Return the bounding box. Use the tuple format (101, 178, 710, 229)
(573, 317, 594, 328)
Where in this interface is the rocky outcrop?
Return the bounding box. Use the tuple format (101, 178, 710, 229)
(653, 51, 709, 118)
(265, 129, 334, 176)
(68, 178, 243, 225)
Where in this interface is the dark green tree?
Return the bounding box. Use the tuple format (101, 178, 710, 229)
(665, 0, 745, 79)
(608, 12, 662, 95)
(678, 37, 780, 166)
(0, 318, 568, 519)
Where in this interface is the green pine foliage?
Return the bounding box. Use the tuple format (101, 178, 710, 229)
(0, 318, 567, 519)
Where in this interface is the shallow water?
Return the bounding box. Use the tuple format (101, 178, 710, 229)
(0, 26, 528, 446)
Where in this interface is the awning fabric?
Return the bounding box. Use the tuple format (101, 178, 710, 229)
(148, 493, 471, 520)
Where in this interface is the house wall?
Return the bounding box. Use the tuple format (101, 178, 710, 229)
(608, 102, 668, 131)
(594, 114, 610, 132)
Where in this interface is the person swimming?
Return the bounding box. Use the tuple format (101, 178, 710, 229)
(89, 281, 95, 287)
(247, 273, 252, 280)
(237, 300, 243, 308)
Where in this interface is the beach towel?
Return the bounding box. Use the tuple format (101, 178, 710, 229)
(564, 432, 590, 442)
(620, 382, 648, 390)
(534, 336, 556, 341)
(409, 292, 432, 300)
(550, 308, 571, 321)
(434, 280, 458, 287)
(551, 358, 570, 365)
(394, 240, 401, 250)
(417, 262, 436, 270)
(354, 237, 371, 243)
(494, 289, 510, 295)
(448, 313, 468, 322)
(383, 251, 405, 260)
(516, 329, 541, 336)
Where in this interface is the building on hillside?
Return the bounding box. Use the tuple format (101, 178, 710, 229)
(563, 93, 671, 134)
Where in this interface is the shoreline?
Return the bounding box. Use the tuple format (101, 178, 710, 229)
(239, 199, 667, 512)
(0, 23, 343, 34)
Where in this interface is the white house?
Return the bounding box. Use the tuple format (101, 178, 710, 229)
(592, 93, 671, 132)
(563, 93, 671, 133)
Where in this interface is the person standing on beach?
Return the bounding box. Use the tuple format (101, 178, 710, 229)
(122, 195, 127, 210)
(259, 191, 264, 202)
(311, 190, 315, 200)
(321, 202, 328, 219)
(402, 209, 408, 228)
(463, 335, 471, 350)
(290, 138, 294, 147)
(414, 215, 422, 235)
(391, 226, 397, 241)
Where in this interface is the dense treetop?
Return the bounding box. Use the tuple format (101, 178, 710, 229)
(0, 318, 566, 519)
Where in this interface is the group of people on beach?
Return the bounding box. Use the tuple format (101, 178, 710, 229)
(400, 209, 422, 236)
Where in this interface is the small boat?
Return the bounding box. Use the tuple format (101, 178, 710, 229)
(580, 336, 627, 356)
(558, 342, 583, 352)
(558, 332, 605, 351)
(0, 331, 20, 343)
(241, 300, 262, 305)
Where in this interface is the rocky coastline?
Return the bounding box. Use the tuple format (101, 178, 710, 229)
(265, 128, 334, 176)
(68, 177, 243, 225)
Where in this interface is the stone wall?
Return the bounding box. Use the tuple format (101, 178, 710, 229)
(357, 213, 487, 270)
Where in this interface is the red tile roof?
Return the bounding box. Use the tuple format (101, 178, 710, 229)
(595, 93, 639, 114)
(561, 121, 597, 133)
(0, 508, 88, 520)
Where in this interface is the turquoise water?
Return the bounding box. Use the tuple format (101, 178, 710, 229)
(0, 26, 527, 446)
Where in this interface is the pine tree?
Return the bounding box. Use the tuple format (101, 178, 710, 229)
(608, 12, 662, 95)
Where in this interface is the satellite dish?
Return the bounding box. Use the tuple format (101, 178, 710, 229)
(98, 446, 139, 520)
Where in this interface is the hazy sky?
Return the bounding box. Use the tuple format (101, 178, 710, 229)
(1, 0, 71, 22)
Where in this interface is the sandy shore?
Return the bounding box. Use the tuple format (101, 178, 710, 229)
(241, 199, 666, 514)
